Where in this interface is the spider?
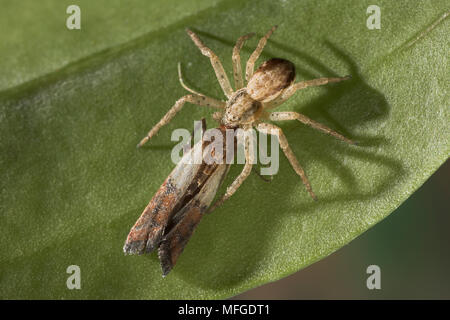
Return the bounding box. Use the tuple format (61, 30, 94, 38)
(137, 25, 355, 208)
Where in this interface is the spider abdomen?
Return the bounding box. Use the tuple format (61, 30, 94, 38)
(247, 58, 296, 103)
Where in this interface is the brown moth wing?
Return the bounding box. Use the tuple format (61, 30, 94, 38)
(246, 58, 295, 103)
(123, 140, 206, 255)
(158, 162, 230, 276)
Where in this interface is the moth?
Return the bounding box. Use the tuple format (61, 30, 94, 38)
(124, 26, 355, 276)
(124, 120, 232, 276)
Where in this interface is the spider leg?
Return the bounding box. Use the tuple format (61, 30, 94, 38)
(266, 75, 351, 109)
(186, 29, 234, 98)
(207, 130, 254, 213)
(212, 111, 223, 123)
(245, 25, 277, 83)
(232, 32, 255, 90)
(137, 94, 225, 148)
(177, 62, 205, 96)
(269, 111, 356, 145)
(256, 122, 317, 200)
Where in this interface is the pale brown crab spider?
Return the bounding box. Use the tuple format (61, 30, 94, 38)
(137, 25, 355, 209)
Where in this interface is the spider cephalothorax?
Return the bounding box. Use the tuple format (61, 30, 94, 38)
(137, 26, 355, 203)
(220, 58, 295, 128)
(221, 88, 262, 127)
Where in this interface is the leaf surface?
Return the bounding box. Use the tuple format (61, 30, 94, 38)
(0, 0, 448, 298)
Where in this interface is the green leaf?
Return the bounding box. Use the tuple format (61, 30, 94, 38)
(0, 0, 448, 299)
